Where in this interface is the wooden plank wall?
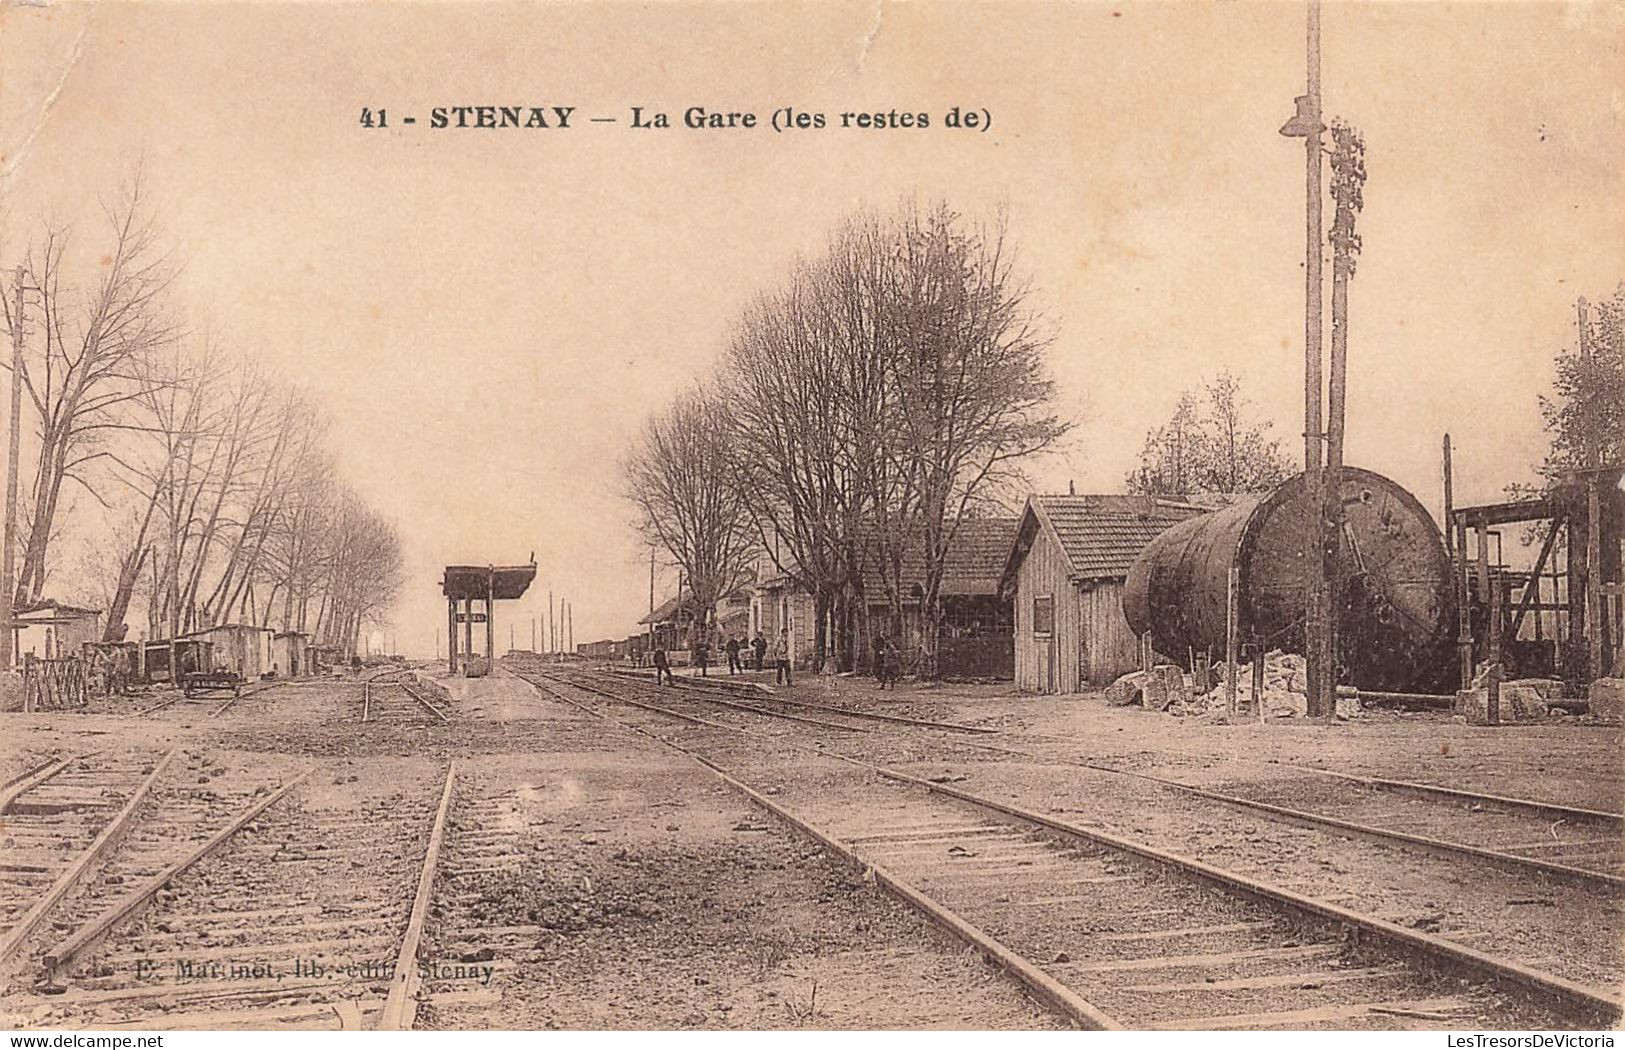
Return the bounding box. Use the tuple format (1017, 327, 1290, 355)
(1016, 535, 1142, 692)
(1078, 580, 1139, 686)
(1014, 526, 1081, 692)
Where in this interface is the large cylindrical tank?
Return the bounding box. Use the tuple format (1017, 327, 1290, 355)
(1122, 467, 1454, 690)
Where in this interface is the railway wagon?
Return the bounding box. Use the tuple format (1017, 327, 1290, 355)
(1122, 467, 1455, 691)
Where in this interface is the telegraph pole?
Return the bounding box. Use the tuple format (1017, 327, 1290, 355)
(2, 268, 24, 671)
(1281, 0, 1331, 718)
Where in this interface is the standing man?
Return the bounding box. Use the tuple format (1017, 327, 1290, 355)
(692, 636, 710, 678)
(772, 628, 793, 686)
(752, 632, 767, 671)
(880, 637, 901, 690)
(725, 635, 742, 675)
(652, 643, 673, 686)
(110, 644, 130, 697)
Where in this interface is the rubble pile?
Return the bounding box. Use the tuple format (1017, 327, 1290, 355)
(1589, 678, 1624, 722)
(1105, 651, 1361, 720)
(1455, 664, 1560, 724)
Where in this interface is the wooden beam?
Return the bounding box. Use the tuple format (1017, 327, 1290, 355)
(1511, 516, 1566, 641)
(1452, 499, 1556, 526)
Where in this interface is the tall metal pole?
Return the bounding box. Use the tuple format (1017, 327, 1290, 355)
(548, 590, 555, 656)
(648, 548, 655, 656)
(1, 268, 23, 671)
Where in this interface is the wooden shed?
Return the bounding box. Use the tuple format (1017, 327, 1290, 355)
(11, 601, 102, 666)
(272, 630, 309, 677)
(178, 624, 275, 680)
(1000, 495, 1203, 693)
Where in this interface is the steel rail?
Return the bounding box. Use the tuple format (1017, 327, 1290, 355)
(516, 664, 1624, 1027)
(0, 749, 178, 964)
(1055, 760, 1623, 892)
(40, 767, 315, 986)
(377, 760, 457, 1030)
(520, 668, 1120, 1029)
(584, 674, 870, 733)
(565, 665, 1625, 889)
(1278, 763, 1624, 827)
(395, 676, 451, 722)
(0, 754, 78, 811)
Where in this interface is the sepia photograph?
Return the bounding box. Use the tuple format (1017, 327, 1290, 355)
(0, 0, 1621, 1036)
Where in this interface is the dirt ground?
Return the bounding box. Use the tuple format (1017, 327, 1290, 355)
(3, 666, 1620, 1029)
(701, 669, 1624, 811)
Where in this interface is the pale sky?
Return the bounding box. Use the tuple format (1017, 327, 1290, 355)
(2, 1, 1620, 655)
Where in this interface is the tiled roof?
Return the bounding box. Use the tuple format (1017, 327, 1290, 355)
(1031, 495, 1202, 580)
(859, 517, 1019, 598)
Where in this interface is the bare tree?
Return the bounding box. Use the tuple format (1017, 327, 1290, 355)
(622, 390, 755, 647)
(0, 180, 179, 612)
(720, 203, 1069, 677)
(878, 203, 1069, 677)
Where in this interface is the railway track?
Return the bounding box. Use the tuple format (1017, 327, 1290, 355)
(593, 667, 1625, 892)
(2, 752, 456, 1031)
(508, 661, 1618, 1030)
(0, 750, 176, 965)
(362, 672, 451, 724)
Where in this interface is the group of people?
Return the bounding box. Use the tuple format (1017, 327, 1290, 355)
(640, 628, 907, 691)
(649, 629, 795, 686)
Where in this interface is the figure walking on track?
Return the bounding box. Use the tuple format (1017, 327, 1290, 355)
(652, 644, 674, 686)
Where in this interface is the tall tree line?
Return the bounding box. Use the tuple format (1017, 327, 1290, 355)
(622, 202, 1069, 676)
(1, 180, 403, 660)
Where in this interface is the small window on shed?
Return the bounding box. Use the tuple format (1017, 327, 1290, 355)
(1032, 595, 1054, 636)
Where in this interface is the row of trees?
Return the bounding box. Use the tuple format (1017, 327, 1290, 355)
(1, 181, 403, 660)
(623, 202, 1070, 676)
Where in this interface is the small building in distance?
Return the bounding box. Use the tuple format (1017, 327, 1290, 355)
(11, 601, 103, 665)
(749, 568, 818, 668)
(177, 623, 275, 680)
(861, 517, 1019, 679)
(639, 593, 701, 656)
(1001, 494, 1204, 693)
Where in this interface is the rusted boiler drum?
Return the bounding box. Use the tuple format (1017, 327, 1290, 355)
(1122, 467, 1455, 691)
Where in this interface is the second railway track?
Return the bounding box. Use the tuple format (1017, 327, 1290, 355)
(508, 661, 1619, 1030)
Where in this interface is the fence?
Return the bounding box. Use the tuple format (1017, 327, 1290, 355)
(22, 655, 88, 712)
